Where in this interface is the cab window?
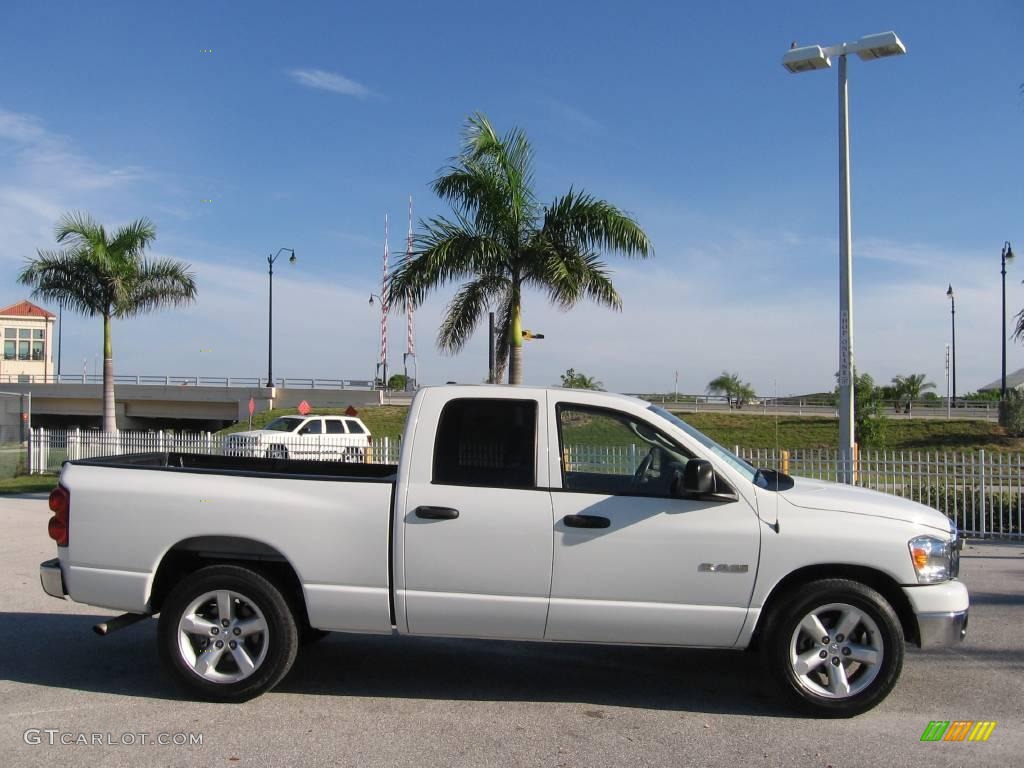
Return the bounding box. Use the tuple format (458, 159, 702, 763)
(433, 398, 536, 488)
(557, 405, 693, 497)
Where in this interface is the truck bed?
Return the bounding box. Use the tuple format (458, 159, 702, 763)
(71, 451, 398, 481)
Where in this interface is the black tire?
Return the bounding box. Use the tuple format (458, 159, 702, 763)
(158, 565, 299, 702)
(761, 578, 904, 717)
(265, 445, 289, 460)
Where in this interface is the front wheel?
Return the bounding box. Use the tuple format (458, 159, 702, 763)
(157, 565, 299, 701)
(762, 579, 904, 717)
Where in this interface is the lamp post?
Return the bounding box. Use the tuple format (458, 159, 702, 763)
(947, 284, 956, 405)
(782, 31, 907, 484)
(1002, 241, 1015, 398)
(266, 248, 296, 388)
(368, 293, 387, 388)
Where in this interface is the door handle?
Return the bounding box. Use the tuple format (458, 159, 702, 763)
(563, 514, 611, 529)
(414, 506, 460, 520)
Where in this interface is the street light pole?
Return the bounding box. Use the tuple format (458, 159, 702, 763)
(368, 294, 388, 388)
(1002, 241, 1015, 398)
(266, 248, 296, 388)
(782, 31, 906, 484)
(947, 284, 956, 404)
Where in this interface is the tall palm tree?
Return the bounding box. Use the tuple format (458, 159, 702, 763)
(19, 212, 197, 431)
(387, 113, 651, 384)
(891, 373, 935, 415)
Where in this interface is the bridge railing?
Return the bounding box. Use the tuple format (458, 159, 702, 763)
(0, 374, 376, 388)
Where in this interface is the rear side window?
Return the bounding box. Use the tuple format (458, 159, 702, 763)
(433, 398, 536, 488)
(346, 420, 366, 434)
(324, 420, 346, 434)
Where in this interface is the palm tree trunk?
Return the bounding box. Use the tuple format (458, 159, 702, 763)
(507, 301, 523, 385)
(102, 314, 116, 433)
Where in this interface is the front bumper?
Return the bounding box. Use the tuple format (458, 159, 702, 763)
(917, 609, 969, 648)
(902, 579, 969, 648)
(40, 557, 67, 600)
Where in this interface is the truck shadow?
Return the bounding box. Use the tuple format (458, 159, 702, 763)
(283, 633, 791, 716)
(0, 611, 795, 715)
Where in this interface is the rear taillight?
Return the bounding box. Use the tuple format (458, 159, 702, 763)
(48, 485, 69, 547)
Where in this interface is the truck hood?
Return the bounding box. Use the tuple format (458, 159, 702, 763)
(781, 475, 955, 535)
(224, 430, 278, 439)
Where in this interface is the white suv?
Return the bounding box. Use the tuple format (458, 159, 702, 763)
(223, 415, 372, 461)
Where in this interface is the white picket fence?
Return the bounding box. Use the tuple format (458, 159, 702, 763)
(28, 428, 401, 473)
(26, 430, 1022, 539)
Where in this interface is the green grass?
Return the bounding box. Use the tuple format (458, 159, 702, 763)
(219, 406, 1019, 453)
(678, 413, 1021, 453)
(0, 475, 57, 495)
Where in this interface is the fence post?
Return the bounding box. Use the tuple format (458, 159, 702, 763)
(978, 449, 986, 538)
(27, 428, 36, 474)
(39, 427, 48, 473)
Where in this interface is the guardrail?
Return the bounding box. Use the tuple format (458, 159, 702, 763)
(0, 374, 377, 388)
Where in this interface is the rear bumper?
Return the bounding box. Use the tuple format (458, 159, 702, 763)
(40, 557, 67, 600)
(917, 609, 969, 648)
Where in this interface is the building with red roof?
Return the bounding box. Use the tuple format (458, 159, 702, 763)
(0, 299, 56, 382)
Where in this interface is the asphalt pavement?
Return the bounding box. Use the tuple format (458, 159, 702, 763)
(1, 493, 1021, 768)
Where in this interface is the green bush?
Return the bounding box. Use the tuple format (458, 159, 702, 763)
(998, 390, 1024, 435)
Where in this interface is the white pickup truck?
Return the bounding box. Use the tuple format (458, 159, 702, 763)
(40, 385, 967, 716)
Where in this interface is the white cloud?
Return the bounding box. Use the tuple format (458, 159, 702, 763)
(288, 68, 371, 98)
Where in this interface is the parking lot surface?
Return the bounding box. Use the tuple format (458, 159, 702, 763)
(1, 493, 1021, 767)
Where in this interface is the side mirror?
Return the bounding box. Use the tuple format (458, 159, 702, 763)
(679, 459, 716, 496)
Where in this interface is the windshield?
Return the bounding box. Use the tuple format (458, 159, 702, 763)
(264, 417, 303, 433)
(647, 405, 757, 482)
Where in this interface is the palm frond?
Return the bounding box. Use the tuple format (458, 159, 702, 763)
(109, 218, 157, 261)
(436, 273, 508, 353)
(18, 249, 108, 316)
(120, 258, 197, 317)
(386, 217, 505, 309)
(542, 189, 652, 259)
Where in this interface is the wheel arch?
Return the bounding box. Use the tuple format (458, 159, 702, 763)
(148, 536, 309, 624)
(750, 564, 919, 649)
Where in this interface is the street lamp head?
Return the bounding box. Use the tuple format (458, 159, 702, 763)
(782, 44, 831, 73)
(368, 294, 375, 306)
(854, 31, 907, 61)
(288, 252, 297, 264)
(946, 284, 954, 300)
(1004, 241, 1014, 262)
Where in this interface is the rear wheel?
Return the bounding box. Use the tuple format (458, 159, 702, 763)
(762, 579, 904, 717)
(158, 565, 298, 701)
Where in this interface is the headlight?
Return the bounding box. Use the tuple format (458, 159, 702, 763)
(908, 535, 954, 583)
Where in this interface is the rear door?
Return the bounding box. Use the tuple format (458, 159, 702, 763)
(398, 392, 554, 639)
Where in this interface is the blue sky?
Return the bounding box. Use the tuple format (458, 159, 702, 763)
(1, 0, 1022, 395)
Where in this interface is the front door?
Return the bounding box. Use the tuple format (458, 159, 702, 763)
(400, 394, 554, 639)
(545, 402, 760, 647)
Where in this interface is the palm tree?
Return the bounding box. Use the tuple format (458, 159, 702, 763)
(387, 113, 651, 384)
(891, 373, 935, 415)
(19, 212, 197, 431)
(559, 368, 604, 390)
(707, 371, 755, 409)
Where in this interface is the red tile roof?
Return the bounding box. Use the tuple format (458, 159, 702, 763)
(0, 300, 56, 318)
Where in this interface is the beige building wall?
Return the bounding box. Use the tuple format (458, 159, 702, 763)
(0, 300, 56, 382)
